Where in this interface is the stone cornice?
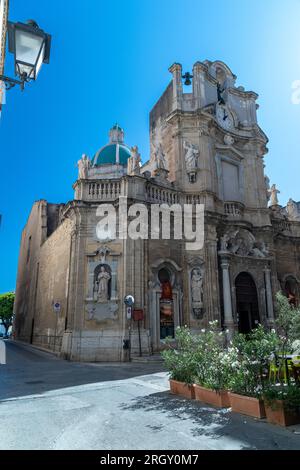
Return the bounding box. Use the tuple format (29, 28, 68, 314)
(228, 87, 258, 101)
(215, 143, 245, 160)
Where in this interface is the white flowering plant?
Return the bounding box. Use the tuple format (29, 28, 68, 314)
(161, 326, 198, 384)
(193, 321, 234, 391)
(263, 384, 300, 411)
(275, 292, 300, 356)
(228, 325, 279, 397)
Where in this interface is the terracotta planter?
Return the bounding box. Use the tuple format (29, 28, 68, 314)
(265, 400, 300, 426)
(194, 384, 230, 408)
(169, 379, 195, 399)
(229, 392, 266, 418)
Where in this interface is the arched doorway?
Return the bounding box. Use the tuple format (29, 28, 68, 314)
(149, 259, 182, 351)
(235, 272, 260, 334)
(284, 276, 299, 306)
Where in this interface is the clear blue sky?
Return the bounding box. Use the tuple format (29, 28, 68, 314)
(1, 0, 300, 293)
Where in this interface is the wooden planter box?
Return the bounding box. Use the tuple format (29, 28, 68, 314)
(194, 384, 230, 408)
(229, 392, 266, 419)
(265, 400, 300, 427)
(169, 379, 195, 399)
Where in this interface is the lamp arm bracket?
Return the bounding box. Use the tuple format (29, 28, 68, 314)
(0, 75, 25, 91)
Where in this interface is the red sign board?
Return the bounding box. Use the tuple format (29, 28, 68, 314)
(132, 309, 144, 321)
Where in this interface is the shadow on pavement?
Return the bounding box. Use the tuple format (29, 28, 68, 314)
(119, 391, 300, 450)
(0, 341, 166, 401)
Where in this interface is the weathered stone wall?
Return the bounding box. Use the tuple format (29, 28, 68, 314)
(274, 232, 300, 289)
(14, 200, 48, 342)
(32, 217, 73, 352)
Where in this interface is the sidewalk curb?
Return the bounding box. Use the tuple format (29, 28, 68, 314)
(7, 339, 61, 359)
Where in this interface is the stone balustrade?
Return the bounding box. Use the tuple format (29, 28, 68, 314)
(224, 201, 244, 218)
(185, 194, 203, 205)
(87, 181, 121, 201)
(146, 183, 180, 204)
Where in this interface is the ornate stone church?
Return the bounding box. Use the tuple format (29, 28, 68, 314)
(14, 60, 300, 361)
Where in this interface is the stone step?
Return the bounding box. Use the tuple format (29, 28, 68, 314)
(130, 354, 164, 363)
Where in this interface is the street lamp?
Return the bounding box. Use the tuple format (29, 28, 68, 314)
(0, 19, 51, 91)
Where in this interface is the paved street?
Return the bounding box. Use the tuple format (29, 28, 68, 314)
(0, 340, 300, 450)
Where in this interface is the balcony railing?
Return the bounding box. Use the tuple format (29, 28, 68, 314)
(87, 181, 121, 201)
(146, 183, 180, 204)
(224, 201, 244, 218)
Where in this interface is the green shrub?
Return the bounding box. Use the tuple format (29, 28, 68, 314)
(193, 321, 232, 391)
(264, 384, 300, 411)
(161, 326, 198, 384)
(227, 325, 279, 397)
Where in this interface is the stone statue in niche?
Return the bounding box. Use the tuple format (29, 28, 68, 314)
(127, 145, 141, 175)
(219, 232, 232, 252)
(268, 184, 280, 206)
(77, 154, 90, 179)
(286, 198, 300, 221)
(96, 266, 111, 303)
(183, 140, 199, 172)
(154, 143, 168, 170)
(190, 267, 204, 320)
(191, 268, 203, 305)
(190, 267, 204, 319)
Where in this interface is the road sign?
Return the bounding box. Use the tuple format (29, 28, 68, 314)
(53, 301, 61, 313)
(126, 306, 132, 320)
(124, 295, 134, 307)
(133, 309, 144, 321)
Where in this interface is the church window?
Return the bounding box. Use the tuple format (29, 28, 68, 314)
(221, 160, 240, 202)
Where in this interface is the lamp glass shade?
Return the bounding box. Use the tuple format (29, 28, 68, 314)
(15, 28, 45, 79)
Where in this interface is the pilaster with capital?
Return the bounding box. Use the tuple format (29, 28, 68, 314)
(204, 226, 221, 322)
(192, 62, 206, 109)
(264, 267, 275, 326)
(169, 63, 183, 111)
(220, 254, 234, 333)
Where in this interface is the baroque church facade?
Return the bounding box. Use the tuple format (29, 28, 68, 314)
(14, 60, 300, 361)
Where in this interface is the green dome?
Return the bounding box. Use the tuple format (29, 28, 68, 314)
(93, 143, 131, 166)
(112, 124, 122, 131)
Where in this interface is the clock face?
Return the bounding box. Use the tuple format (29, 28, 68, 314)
(216, 105, 235, 131)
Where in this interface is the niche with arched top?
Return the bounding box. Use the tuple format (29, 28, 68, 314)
(284, 275, 299, 306)
(94, 264, 112, 301)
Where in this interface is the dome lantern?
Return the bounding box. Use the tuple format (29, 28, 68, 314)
(109, 124, 124, 144)
(92, 124, 131, 167)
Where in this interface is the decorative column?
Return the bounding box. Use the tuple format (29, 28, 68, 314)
(264, 267, 274, 326)
(168, 63, 183, 111)
(220, 255, 234, 333)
